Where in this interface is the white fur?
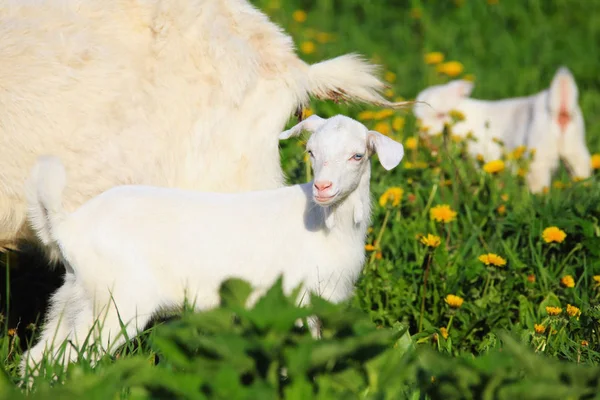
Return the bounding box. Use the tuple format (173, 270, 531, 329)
(20, 115, 404, 376)
(413, 67, 590, 192)
(0, 0, 408, 253)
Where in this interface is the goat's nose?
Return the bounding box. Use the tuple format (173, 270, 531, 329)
(314, 180, 333, 192)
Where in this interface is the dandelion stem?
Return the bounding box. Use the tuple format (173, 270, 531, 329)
(305, 154, 312, 182)
(421, 184, 438, 220)
(482, 271, 492, 299)
(418, 251, 433, 332)
(369, 209, 391, 267)
(446, 314, 454, 332)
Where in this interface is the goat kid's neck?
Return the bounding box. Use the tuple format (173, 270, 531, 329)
(320, 167, 372, 234)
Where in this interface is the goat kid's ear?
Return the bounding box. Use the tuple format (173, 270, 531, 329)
(368, 131, 404, 171)
(279, 115, 326, 140)
(445, 79, 475, 99)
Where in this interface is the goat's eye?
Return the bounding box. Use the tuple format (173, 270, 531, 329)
(351, 154, 364, 161)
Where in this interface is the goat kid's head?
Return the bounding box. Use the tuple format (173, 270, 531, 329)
(279, 114, 404, 207)
(413, 80, 474, 135)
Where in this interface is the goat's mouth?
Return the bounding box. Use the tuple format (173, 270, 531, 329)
(313, 192, 339, 205)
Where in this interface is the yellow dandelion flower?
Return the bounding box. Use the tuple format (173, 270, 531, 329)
(410, 7, 422, 19)
(561, 275, 575, 288)
(375, 251, 382, 260)
(292, 10, 307, 23)
(483, 160, 505, 174)
(517, 167, 527, 177)
(594, 275, 600, 288)
(542, 227, 566, 243)
(384, 71, 396, 83)
(373, 121, 391, 136)
(7, 328, 16, 337)
(405, 137, 418, 150)
(501, 194, 509, 202)
(497, 204, 506, 215)
(582, 340, 589, 347)
(553, 181, 566, 189)
(448, 109, 466, 122)
(440, 327, 449, 339)
(527, 274, 536, 283)
(392, 116, 405, 131)
(478, 253, 507, 267)
(358, 110, 375, 121)
(300, 41, 315, 55)
(436, 61, 464, 77)
(424, 52, 444, 65)
(384, 88, 394, 98)
(302, 108, 313, 118)
(445, 294, 464, 308)
(509, 145, 527, 160)
(365, 244, 377, 251)
(315, 32, 334, 43)
(566, 304, 581, 318)
(430, 204, 457, 223)
(379, 187, 403, 207)
(591, 154, 600, 170)
(476, 154, 485, 163)
(374, 109, 394, 120)
(529, 148, 537, 157)
(546, 306, 562, 316)
(534, 324, 545, 334)
(420, 234, 441, 248)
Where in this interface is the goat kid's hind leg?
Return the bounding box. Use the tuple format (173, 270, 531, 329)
(69, 296, 156, 365)
(20, 274, 82, 382)
(526, 163, 553, 194)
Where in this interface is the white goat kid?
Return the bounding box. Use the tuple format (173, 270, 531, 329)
(21, 114, 404, 376)
(413, 67, 591, 192)
(0, 0, 407, 254)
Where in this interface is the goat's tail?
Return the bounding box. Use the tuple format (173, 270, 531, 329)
(307, 54, 413, 109)
(26, 156, 69, 247)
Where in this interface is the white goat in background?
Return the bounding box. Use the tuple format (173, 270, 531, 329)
(0, 0, 406, 254)
(413, 67, 591, 192)
(20, 114, 404, 376)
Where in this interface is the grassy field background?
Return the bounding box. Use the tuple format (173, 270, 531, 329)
(2, 0, 600, 398)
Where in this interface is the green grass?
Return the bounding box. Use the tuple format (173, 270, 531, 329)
(2, 0, 600, 398)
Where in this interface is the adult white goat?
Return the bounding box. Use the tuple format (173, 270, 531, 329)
(0, 0, 405, 253)
(413, 67, 591, 192)
(20, 114, 404, 376)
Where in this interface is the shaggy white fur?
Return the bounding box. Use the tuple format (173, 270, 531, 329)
(0, 0, 406, 252)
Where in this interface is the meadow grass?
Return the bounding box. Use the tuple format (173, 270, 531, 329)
(2, 0, 600, 398)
